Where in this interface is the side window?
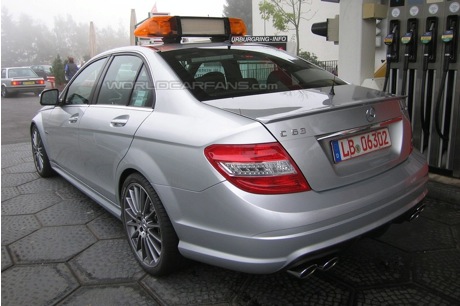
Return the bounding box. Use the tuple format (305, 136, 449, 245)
(129, 66, 154, 107)
(97, 55, 142, 105)
(1, 69, 6, 78)
(65, 58, 106, 105)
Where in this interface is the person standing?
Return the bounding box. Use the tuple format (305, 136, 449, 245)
(65, 57, 79, 81)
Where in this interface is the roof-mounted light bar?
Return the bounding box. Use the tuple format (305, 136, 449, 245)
(134, 16, 247, 43)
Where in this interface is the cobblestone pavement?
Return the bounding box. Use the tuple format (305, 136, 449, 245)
(2, 142, 460, 306)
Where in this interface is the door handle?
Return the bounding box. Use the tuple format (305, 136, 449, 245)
(110, 118, 128, 127)
(69, 115, 79, 123)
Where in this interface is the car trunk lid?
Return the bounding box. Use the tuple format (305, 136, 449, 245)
(204, 85, 412, 191)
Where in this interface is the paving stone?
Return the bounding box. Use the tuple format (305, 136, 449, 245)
(142, 263, 248, 305)
(56, 185, 89, 200)
(1, 215, 41, 245)
(428, 180, 460, 205)
(69, 239, 145, 284)
(413, 249, 460, 301)
(0, 156, 25, 169)
(1, 172, 39, 187)
(1, 264, 79, 306)
(1, 193, 62, 215)
(422, 197, 460, 226)
(2, 150, 33, 160)
(87, 214, 125, 240)
(2, 161, 36, 174)
(377, 217, 456, 252)
(453, 224, 460, 244)
(327, 238, 411, 287)
(234, 271, 350, 306)
(1, 186, 20, 202)
(1, 142, 30, 153)
(1, 246, 12, 271)
(60, 284, 158, 305)
(17, 176, 72, 194)
(9, 225, 96, 263)
(36, 198, 104, 226)
(355, 285, 454, 305)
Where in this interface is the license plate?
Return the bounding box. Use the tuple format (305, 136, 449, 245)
(23, 81, 35, 85)
(331, 128, 391, 163)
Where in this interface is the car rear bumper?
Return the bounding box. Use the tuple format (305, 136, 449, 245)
(7, 85, 46, 93)
(157, 150, 428, 274)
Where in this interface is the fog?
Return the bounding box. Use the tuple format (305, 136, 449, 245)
(1, 0, 226, 67)
(2, 0, 226, 29)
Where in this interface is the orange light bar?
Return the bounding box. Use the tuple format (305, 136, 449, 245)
(229, 18, 247, 36)
(134, 16, 247, 41)
(134, 16, 174, 38)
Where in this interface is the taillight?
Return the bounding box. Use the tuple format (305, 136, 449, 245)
(37, 80, 45, 85)
(11, 81, 20, 86)
(204, 143, 311, 194)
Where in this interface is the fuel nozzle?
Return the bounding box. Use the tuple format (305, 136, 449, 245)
(441, 16, 458, 65)
(421, 19, 437, 71)
(384, 23, 399, 61)
(383, 22, 399, 92)
(401, 20, 418, 64)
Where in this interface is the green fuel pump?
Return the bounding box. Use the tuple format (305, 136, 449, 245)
(383, 21, 400, 93)
(400, 19, 418, 97)
(434, 15, 458, 141)
(419, 18, 438, 149)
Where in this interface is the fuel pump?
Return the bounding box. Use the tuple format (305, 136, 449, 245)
(400, 19, 418, 97)
(419, 17, 438, 149)
(383, 21, 400, 93)
(434, 15, 458, 142)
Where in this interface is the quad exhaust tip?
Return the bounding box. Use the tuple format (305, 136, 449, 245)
(287, 256, 339, 279)
(408, 203, 426, 222)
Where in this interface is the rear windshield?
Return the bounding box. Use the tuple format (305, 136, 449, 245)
(8, 68, 38, 78)
(159, 46, 345, 101)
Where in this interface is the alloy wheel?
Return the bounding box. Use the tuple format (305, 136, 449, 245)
(124, 182, 162, 267)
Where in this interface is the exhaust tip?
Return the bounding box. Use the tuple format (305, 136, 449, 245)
(287, 264, 317, 279)
(409, 203, 426, 222)
(287, 256, 340, 279)
(318, 256, 339, 271)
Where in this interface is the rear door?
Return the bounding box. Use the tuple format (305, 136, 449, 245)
(77, 54, 154, 203)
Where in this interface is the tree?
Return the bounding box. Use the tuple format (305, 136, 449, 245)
(223, 0, 253, 35)
(51, 54, 65, 86)
(259, 0, 316, 55)
(298, 50, 321, 66)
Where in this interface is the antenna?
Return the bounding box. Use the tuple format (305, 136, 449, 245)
(329, 76, 336, 96)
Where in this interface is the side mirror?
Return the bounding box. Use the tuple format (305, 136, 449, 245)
(40, 89, 60, 106)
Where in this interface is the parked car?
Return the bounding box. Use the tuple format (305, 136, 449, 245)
(31, 64, 53, 80)
(31, 16, 428, 278)
(2, 67, 46, 97)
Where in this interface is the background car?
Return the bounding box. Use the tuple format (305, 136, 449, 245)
(31, 16, 428, 278)
(30, 64, 53, 81)
(1, 67, 46, 97)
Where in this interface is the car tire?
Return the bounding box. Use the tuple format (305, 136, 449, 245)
(121, 173, 185, 276)
(1, 86, 10, 98)
(31, 125, 55, 177)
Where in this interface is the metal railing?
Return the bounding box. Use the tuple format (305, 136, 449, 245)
(318, 60, 338, 75)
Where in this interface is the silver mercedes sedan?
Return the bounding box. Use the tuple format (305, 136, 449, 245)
(31, 16, 428, 278)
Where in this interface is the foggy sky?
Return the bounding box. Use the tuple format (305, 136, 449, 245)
(2, 0, 226, 29)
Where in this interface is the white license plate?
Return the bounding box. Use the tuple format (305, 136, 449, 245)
(331, 128, 391, 163)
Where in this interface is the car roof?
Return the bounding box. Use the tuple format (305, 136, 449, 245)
(5, 67, 35, 70)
